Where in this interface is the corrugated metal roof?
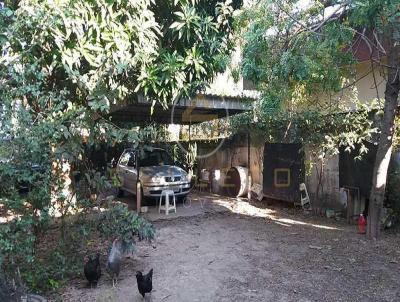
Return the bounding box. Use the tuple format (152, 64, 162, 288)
(200, 90, 260, 100)
(202, 71, 260, 100)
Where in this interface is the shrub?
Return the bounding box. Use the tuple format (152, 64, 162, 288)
(0, 200, 156, 293)
(98, 203, 156, 252)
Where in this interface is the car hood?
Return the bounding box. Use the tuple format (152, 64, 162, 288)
(139, 165, 186, 180)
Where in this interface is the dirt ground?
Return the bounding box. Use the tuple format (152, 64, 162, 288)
(59, 198, 400, 302)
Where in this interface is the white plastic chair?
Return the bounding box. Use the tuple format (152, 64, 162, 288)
(299, 183, 311, 210)
(159, 189, 176, 215)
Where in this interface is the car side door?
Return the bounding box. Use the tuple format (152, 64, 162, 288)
(117, 150, 137, 193)
(117, 151, 129, 190)
(125, 151, 138, 194)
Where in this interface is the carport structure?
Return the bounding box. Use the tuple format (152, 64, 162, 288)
(110, 92, 253, 125)
(110, 92, 255, 212)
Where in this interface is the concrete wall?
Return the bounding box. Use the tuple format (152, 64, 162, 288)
(196, 134, 264, 195)
(196, 136, 400, 218)
(304, 149, 341, 210)
(197, 138, 344, 209)
(197, 136, 340, 205)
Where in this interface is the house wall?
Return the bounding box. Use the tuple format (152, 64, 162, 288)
(198, 135, 308, 202)
(297, 61, 387, 212)
(196, 60, 390, 206)
(350, 61, 386, 104)
(197, 138, 343, 209)
(330, 60, 387, 111)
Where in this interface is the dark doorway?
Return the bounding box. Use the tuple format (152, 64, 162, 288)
(263, 143, 304, 202)
(339, 142, 377, 199)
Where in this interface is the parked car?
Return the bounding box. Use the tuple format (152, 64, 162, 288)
(116, 147, 191, 199)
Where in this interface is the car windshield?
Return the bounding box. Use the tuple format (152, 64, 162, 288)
(139, 149, 174, 167)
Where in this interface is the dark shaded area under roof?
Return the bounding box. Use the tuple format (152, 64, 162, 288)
(109, 93, 254, 125)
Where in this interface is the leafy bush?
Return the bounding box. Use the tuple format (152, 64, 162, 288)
(0, 202, 156, 293)
(0, 215, 85, 293)
(0, 217, 36, 272)
(21, 247, 81, 293)
(98, 204, 156, 252)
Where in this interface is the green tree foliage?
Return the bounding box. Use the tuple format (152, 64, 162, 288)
(239, 3, 353, 109)
(235, 0, 394, 122)
(0, 0, 242, 292)
(230, 102, 378, 158)
(98, 203, 156, 252)
(236, 0, 400, 238)
(232, 0, 380, 159)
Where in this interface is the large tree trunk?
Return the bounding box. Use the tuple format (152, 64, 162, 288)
(367, 34, 400, 239)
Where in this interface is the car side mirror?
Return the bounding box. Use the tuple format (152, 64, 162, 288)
(110, 158, 117, 168)
(127, 158, 136, 168)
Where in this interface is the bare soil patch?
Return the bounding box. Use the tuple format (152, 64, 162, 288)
(58, 203, 400, 302)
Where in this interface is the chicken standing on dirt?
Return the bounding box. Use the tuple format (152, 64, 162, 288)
(107, 238, 122, 287)
(84, 253, 101, 288)
(136, 269, 153, 299)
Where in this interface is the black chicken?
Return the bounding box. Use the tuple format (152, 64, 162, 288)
(84, 253, 101, 288)
(136, 268, 153, 299)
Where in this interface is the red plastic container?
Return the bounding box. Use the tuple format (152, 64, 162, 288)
(358, 214, 366, 234)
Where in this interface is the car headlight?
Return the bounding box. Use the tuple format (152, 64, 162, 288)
(150, 176, 165, 183)
(181, 174, 190, 182)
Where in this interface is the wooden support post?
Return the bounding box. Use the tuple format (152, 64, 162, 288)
(136, 181, 142, 213)
(136, 150, 141, 213)
(247, 128, 251, 200)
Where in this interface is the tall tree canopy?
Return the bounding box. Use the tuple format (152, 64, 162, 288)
(0, 0, 242, 204)
(0, 0, 242, 289)
(0, 0, 242, 189)
(1, 0, 242, 112)
(237, 0, 399, 239)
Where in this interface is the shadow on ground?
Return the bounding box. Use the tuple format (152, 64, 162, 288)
(59, 191, 400, 302)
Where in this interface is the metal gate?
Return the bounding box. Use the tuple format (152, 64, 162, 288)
(263, 143, 304, 202)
